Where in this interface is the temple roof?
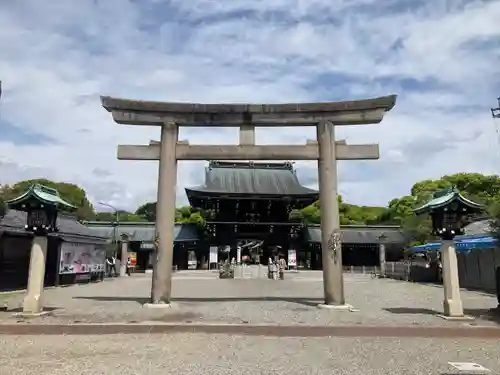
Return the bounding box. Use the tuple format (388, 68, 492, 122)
(185, 161, 318, 198)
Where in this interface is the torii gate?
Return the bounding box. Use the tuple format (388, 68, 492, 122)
(101, 95, 397, 309)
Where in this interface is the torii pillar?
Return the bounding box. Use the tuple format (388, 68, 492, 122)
(317, 121, 345, 307)
(100, 94, 397, 308)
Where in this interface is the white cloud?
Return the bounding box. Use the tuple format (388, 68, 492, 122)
(0, 0, 499, 212)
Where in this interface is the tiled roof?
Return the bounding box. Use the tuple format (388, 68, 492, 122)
(186, 161, 318, 197)
(0, 210, 106, 244)
(84, 222, 200, 243)
(306, 225, 406, 244)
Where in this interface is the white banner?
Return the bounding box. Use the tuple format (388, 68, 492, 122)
(288, 249, 297, 267)
(59, 242, 106, 274)
(209, 246, 218, 263)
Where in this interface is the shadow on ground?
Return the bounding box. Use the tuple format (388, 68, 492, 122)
(0, 306, 60, 313)
(73, 296, 322, 308)
(384, 307, 500, 325)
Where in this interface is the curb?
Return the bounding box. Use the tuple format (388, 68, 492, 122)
(1, 323, 500, 338)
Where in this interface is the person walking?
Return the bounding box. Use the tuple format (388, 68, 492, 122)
(126, 257, 132, 276)
(268, 257, 273, 279)
(278, 255, 287, 280)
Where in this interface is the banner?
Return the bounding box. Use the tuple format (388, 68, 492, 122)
(288, 249, 297, 267)
(59, 242, 106, 274)
(209, 246, 218, 263)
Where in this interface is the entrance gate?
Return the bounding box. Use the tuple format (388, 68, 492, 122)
(101, 95, 397, 307)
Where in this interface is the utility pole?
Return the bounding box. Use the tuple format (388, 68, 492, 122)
(492, 97, 500, 119)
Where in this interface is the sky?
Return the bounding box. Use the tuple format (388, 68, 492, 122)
(0, 0, 499, 213)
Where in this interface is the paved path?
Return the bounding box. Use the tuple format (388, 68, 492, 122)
(1, 271, 498, 329)
(0, 333, 498, 375)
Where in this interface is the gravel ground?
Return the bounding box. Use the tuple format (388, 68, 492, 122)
(0, 333, 498, 375)
(1, 271, 498, 326)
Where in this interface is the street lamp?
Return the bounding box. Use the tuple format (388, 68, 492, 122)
(6, 184, 75, 315)
(98, 201, 120, 255)
(413, 186, 483, 318)
(377, 233, 388, 278)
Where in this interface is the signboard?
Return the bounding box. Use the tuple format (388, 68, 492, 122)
(128, 252, 137, 266)
(288, 249, 297, 267)
(59, 242, 106, 274)
(209, 246, 218, 263)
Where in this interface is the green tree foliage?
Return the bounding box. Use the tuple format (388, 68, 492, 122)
(135, 202, 156, 221)
(1, 179, 95, 220)
(175, 205, 205, 226)
(94, 211, 147, 222)
(0, 197, 6, 218)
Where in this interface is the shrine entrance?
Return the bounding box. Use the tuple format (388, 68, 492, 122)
(101, 94, 397, 307)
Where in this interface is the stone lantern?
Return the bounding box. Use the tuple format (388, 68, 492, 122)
(377, 233, 388, 278)
(6, 184, 75, 315)
(413, 186, 483, 318)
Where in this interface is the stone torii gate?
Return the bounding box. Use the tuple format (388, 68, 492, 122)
(101, 95, 397, 309)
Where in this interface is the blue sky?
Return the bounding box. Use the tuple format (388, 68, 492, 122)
(0, 0, 499, 211)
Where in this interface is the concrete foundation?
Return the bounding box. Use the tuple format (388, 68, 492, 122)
(143, 302, 175, 309)
(317, 303, 356, 311)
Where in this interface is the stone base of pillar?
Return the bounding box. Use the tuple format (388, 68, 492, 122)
(437, 298, 474, 320)
(14, 308, 52, 318)
(22, 293, 43, 315)
(143, 302, 175, 309)
(437, 314, 474, 321)
(443, 298, 465, 317)
(317, 303, 357, 312)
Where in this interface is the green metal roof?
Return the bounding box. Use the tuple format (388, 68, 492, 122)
(413, 186, 484, 215)
(186, 161, 318, 197)
(6, 184, 76, 210)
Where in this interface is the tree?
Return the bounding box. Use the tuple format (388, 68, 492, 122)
(488, 202, 500, 240)
(135, 202, 156, 221)
(0, 197, 6, 218)
(94, 211, 147, 222)
(1, 179, 95, 220)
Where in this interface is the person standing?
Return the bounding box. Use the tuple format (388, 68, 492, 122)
(126, 257, 132, 276)
(106, 255, 117, 277)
